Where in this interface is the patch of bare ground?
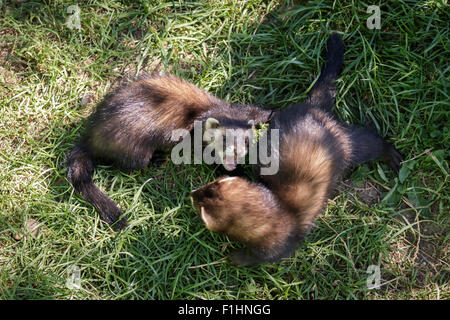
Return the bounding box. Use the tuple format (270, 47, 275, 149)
(337, 178, 448, 297)
(0, 27, 27, 88)
(380, 202, 449, 297)
(336, 178, 382, 205)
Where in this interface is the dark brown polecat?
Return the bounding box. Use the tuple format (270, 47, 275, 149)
(190, 33, 403, 266)
(66, 74, 272, 229)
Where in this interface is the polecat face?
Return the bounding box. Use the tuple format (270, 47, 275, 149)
(203, 118, 254, 171)
(190, 176, 245, 233)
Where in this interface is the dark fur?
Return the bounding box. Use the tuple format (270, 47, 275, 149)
(67, 74, 272, 229)
(190, 33, 403, 266)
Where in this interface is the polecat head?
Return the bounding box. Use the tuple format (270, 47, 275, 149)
(203, 118, 254, 171)
(190, 175, 294, 252)
(190, 176, 250, 234)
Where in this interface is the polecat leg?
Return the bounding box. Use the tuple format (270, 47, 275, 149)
(229, 241, 298, 267)
(150, 150, 168, 167)
(349, 126, 403, 172)
(114, 146, 155, 171)
(229, 249, 263, 267)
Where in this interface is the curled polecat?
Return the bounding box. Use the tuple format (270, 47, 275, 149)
(67, 74, 272, 229)
(190, 33, 403, 266)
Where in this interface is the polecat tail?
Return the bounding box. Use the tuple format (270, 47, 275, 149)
(308, 32, 344, 110)
(321, 32, 344, 80)
(66, 142, 127, 230)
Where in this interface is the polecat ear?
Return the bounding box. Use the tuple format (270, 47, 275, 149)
(205, 117, 220, 130)
(203, 118, 223, 143)
(218, 176, 238, 184)
(200, 206, 214, 230)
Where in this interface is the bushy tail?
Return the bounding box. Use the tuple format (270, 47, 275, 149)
(308, 32, 344, 110)
(66, 142, 127, 230)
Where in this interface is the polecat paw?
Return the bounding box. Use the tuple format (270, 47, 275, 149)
(386, 145, 404, 173)
(229, 249, 258, 267)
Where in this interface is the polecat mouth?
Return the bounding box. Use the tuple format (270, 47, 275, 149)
(223, 155, 237, 171)
(223, 163, 237, 171)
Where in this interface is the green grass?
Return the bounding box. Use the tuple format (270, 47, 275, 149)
(0, 0, 448, 299)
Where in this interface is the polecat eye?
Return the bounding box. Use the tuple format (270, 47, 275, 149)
(204, 188, 214, 198)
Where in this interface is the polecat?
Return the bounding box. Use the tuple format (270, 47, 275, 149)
(190, 33, 403, 266)
(67, 74, 272, 229)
